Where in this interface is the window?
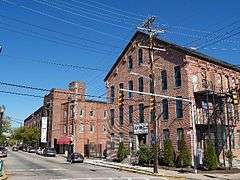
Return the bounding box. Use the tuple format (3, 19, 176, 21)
(138, 77, 144, 92)
(162, 99, 169, 120)
(176, 97, 183, 118)
(104, 110, 108, 119)
(129, 105, 133, 123)
(110, 109, 115, 126)
(201, 71, 207, 88)
(161, 70, 167, 90)
(174, 66, 182, 87)
(139, 103, 144, 123)
(119, 132, 124, 143)
(230, 129, 235, 149)
(90, 124, 95, 132)
(128, 80, 133, 98)
(63, 110, 67, 119)
(163, 129, 170, 142)
(80, 109, 84, 117)
(110, 85, 115, 103)
(80, 123, 84, 133)
(150, 111, 155, 122)
(138, 49, 143, 65)
(238, 130, 240, 148)
(119, 83, 124, 98)
(128, 56, 133, 70)
(70, 105, 74, 118)
(110, 133, 115, 149)
(177, 128, 184, 151)
(119, 107, 124, 126)
(89, 110, 95, 117)
(149, 75, 154, 93)
(63, 124, 67, 134)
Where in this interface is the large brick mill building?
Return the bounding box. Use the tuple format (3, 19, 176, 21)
(104, 31, 240, 163)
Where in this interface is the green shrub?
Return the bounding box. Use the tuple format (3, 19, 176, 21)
(204, 141, 218, 170)
(176, 138, 191, 167)
(163, 139, 175, 167)
(117, 142, 129, 162)
(137, 144, 153, 166)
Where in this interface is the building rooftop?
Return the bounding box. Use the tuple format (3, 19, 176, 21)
(104, 31, 240, 81)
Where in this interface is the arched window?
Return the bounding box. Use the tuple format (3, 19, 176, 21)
(138, 49, 143, 65)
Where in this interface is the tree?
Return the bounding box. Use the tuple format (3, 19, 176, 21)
(176, 138, 191, 167)
(163, 139, 175, 167)
(12, 127, 40, 146)
(137, 144, 154, 166)
(117, 142, 129, 162)
(204, 140, 218, 170)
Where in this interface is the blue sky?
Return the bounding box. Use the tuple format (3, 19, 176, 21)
(0, 0, 239, 127)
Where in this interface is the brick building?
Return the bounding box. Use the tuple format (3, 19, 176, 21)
(104, 31, 240, 162)
(24, 106, 43, 129)
(24, 81, 108, 157)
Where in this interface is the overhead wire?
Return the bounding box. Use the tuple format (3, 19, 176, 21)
(33, 0, 132, 30)
(1, 0, 126, 41)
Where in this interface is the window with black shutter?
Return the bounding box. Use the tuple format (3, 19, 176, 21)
(138, 77, 144, 92)
(139, 103, 144, 123)
(162, 98, 169, 120)
(174, 66, 182, 87)
(110, 109, 114, 126)
(176, 96, 183, 118)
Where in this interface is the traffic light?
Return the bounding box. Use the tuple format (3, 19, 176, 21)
(118, 91, 124, 107)
(149, 96, 156, 112)
(230, 90, 239, 105)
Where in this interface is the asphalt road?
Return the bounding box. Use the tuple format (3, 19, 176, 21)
(3, 150, 165, 180)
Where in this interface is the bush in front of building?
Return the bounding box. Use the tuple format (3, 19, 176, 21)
(176, 138, 191, 167)
(137, 144, 154, 166)
(117, 142, 129, 162)
(204, 140, 218, 170)
(163, 139, 175, 167)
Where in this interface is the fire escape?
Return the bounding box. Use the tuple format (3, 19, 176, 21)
(193, 74, 239, 165)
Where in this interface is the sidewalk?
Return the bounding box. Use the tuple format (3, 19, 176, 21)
(83, 158, 240, 180)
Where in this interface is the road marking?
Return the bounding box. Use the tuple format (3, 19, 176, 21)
(7, 168, 67, 172)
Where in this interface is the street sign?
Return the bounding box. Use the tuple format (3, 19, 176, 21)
(133, 123, 148, 135)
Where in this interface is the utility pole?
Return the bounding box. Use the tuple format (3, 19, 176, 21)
(137, 16, 165, 174)
(0, 106, 5, 136)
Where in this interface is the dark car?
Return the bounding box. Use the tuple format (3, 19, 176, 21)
(67, 153, 84, 163)
(43, 148, 56, 157)
(0, 146, 7, 158)
(12, 146, 19, 151)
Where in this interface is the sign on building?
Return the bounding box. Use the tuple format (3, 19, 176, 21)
(41, 117, 48, 143)
(133, 123, 148, 135)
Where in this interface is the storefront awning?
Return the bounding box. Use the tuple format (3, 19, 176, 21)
(57, 136, 71, 145)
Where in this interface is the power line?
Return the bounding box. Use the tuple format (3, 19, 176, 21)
(33, 0, 131, 30)
(69, 0, 145, 21)
(1, 0, 126, 41)
(0, 14, 121, 49)
(55, 0, 137, 25)
(2, 54, 108, 72)
(0, 22, 115, 56)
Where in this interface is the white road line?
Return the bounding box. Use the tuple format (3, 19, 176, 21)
(8, 168, 67, 172)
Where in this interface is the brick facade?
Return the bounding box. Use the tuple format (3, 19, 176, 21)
(104, 31, 240, 162)
(24, 81, 108, 157)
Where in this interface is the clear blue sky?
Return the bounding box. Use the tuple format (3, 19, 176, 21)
(0, 0, 239, 127)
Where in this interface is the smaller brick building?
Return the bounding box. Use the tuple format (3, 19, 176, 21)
(24, 81, 109, 157)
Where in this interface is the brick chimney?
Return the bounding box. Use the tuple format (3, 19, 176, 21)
(69, 81, 86, 101)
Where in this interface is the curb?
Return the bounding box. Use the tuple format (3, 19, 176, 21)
(85, 161, 186, 179)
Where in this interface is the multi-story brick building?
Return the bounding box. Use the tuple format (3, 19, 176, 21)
(24, 81, 108, 157)
(24, 106, 43, 129)
(104, 31, 240, 163)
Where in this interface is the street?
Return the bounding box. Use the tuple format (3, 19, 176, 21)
(3, 151, 164, 180)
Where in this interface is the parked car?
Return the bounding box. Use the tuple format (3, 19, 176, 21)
(36, 148, 42, 155)
(67, 153, 84, 163)
(43, 148, 56, 157)
(12, 146, 19, 151)
(28, 147, 36, 153)
(0, 151, 7, 158)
